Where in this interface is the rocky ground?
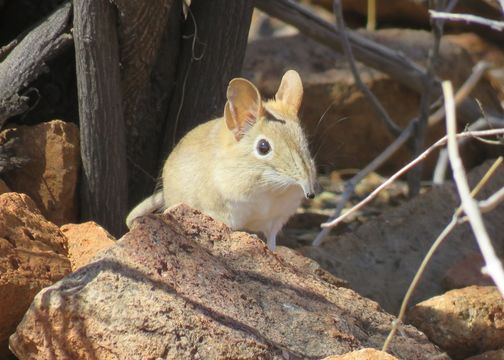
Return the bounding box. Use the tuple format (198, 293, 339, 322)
(1, 1, 504, 359)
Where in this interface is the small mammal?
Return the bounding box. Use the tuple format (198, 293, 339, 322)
(126, 70, 316, 250)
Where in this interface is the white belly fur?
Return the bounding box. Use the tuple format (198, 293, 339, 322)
(228, 185, 303, 239)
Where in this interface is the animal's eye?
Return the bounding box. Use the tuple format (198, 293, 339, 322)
(257, 139, 271, 155)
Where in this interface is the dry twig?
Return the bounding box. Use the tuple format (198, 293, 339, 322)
(479, 182, 504, 213)
(433, 115, 504, 184)
(430, 10, 504, 31)
(332, 0, 402, 136)
(443, 80, 504, 296)
(366, 0, 376, 31)
(407, 0, 457, 196)
(321, 127, 504, 229)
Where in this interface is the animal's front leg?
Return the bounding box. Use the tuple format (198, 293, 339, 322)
(266, 220, 285, 251)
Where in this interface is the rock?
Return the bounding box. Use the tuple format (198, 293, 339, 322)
(276, 246, 349, 288)
(299, 160, 504, 313)
(1, 120, 80, 226)
(408, 286, 504, 359)
(443, 252, 494, 290)
(10, 204, 441, 360)
(323, 348, 399, 359)
(0, 179, 10, 194)
(243, 30, 502, 175)
(60, 222, 116, 271)
(466, 349, 504, 360)
(0, 193, 71, 357)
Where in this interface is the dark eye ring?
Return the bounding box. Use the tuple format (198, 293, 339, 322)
(257, 139, 271, 155)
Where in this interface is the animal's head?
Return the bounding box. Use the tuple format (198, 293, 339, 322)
(223, 70, 316, 199)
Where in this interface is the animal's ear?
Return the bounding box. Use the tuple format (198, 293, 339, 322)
(224, 78, 263, 141)
(275, 70, 303, 114)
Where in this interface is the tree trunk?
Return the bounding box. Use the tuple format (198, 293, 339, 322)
(112, 0, 183, 206)
(160, 0, 254, 156)
(73, 0, 128, 237)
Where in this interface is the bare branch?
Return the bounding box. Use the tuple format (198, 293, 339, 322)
(407, 0, 449, 197)
(433, 115, 504, 184)
(430, 10, 504, 31)
(320, 128, 504, 229)
(332, 0, 402, 136)
(443, 80, 504, 296)
(366, 0, 376, 31)
(479, 184, 504, 214)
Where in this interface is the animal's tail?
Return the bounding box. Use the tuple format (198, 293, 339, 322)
(125, 192, 164, 229)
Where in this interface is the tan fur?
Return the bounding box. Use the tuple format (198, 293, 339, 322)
(127, 70, 316, 250)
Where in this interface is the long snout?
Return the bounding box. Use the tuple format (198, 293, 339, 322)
(300, 180, 318, 200)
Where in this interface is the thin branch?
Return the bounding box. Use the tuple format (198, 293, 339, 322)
(333, 0, 402, 136)
(433, 115, 504, 184)
(366, 0, 376, 31)
(320, 127, 504, 229)
(430, 10, 504, 31)
(443, 80, 504, 296)
(479, 183, 504, 214)
(407, 0, 447, 197)
(382, 155, 503, 352)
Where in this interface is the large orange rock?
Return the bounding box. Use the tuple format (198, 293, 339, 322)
(2, 120, 80, 226)
(10, 204, 441, 359)
(408, 286, 504, 359)
(0, 192, 71, 357)
(61, 221, 115, 271)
